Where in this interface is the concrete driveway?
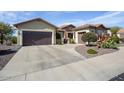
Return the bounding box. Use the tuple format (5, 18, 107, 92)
(1, 45, 124, 81)
(0, 44, 85, 80)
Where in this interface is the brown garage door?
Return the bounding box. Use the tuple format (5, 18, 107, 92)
(78, 32, 85, 44)
(23, 31, 52, 46)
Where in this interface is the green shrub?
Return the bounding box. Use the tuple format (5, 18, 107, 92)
(56, 32, 61, 39)
(87, 49, 97, 54)
(101, 38, 118, 49)
(111, 34, 120, 43)
(56, 39, 62, 45)
(56, 33, 62, 45)
(110, 26, 120, 35)
(69, 39, 75, 44)
(81, 32, 97, 46)
(11, 36, 17, 44)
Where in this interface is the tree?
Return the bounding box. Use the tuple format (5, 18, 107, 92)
(81, 32, 97, 46)
(0, 22, 13, 44)
(110, 26, 121, 35)
(111, 34, 120, 43)
(0, 23, 4, 44)
(11, 36, 17, 44)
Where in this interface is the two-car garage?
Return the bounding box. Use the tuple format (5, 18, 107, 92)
(14, 18, 57, 46)
(22, 31, 52, 46)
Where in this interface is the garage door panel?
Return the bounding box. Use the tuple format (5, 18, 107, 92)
(23, 31, 52, 46)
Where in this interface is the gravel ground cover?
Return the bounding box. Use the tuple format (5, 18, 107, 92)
(75, 45, 118, 58)
(0, 45, 21, 70)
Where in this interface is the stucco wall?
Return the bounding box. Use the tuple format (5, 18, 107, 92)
(117, 33, 124, 38)
(17, 30, 22, 45)
(16, 20, 56, 31)
(75, 29, 90, 44)
(74, 29, 108, 44)
(107, 30, 112, 36)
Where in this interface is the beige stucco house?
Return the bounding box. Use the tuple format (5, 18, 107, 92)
(58, 24, 111, 44)
(117, 29, 124, 38)
(14, 18, 111, 46)
(117, 29, 124, 42)
(14, 18, 57, 46)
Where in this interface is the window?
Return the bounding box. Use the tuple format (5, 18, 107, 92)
(68, 33, 73, 39)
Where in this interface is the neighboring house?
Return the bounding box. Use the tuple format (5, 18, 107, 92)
(58, 24, 111, 44)
(117, 29, 124, 41)
(14, 18, 58, 46)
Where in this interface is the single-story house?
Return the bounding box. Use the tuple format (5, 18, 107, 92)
(58, 24, 111, 44)
(14, 18, 58, 46)
(117, 29, 124, 42)
(14, 18, 111, 46)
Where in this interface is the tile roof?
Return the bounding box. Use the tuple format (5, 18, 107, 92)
(73, 24, 108, 31)
(117, 29, 124, 33)
(58, 24, 76, 32)
(73, 24, 95, 30)
(59, 24, 75, 29)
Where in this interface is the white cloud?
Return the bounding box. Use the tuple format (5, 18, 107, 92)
(85, 11, 124, 27)
(58, 18, 86, 26)
(88, 11, 123, 22)
(1, 11, 124, 27)
(0, 11, 34, 24)
(0, 11, 17, 23)
(61, 11, 124, 27)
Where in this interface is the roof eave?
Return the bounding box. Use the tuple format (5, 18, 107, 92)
(13, 18, 58, 29)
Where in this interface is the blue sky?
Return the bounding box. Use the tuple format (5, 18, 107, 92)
(0, 11, 124, 27)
